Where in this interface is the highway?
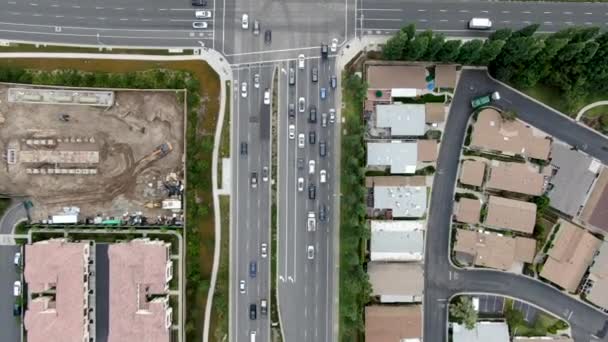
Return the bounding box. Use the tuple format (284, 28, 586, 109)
(276, 55, 338, 342)
(423, 69, 608, 342)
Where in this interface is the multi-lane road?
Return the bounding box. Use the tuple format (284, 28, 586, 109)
(276, 56, 338, 342)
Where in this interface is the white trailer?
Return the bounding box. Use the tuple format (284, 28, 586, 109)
(468, 18, 492, 30)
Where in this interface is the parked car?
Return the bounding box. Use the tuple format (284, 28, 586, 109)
(298, 54, 305, 69)
(264, 30, 272, 44)
(13, 281, 21, 297)
(13, 252, 21, 267)
(13, 303, 21, 317)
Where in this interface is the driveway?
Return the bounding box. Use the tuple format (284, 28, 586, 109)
(0, 201, 28, 234)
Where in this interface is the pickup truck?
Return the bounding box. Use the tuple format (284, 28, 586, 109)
(307, 211, 316, 231)
(471, 91, 500, 109)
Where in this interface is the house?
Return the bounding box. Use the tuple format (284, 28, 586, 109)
(484, 196, 537, 234)
(365, 305, 422, 342)
(425, 103, 445, 124)
(418, 140, 438, 162)
(367, 142, 418, 174)
(513, 338, 574, 342)
(580, 167, 608, 234)
(367, 65, 427, 94)
(108, 239, 173, 342)
(370, 220, 424, 261)
(460, 160, 486, 187)
(585, 242, 608, 310)
(376, 104, 426, 136)
(372, 185, 427, 218)
(540, 221, 602, 292)
(470, 108, 551, 160)
(368, 262, 423, 303)
(453, 229, 536, 271)
(486, 161, 545, 196)
(453, 321, 510, 342)
(455, 197, 482, 224)
(547, 142, 600, 217)
(435, 64, 457, 89)
(24, 240, 92, 342)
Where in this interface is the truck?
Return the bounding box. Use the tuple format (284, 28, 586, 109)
(468, 17, 492, 30)
(471, 91, 500, 109)
(307, 211, 316, 231)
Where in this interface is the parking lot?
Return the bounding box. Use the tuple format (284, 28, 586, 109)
(476, 294, 540, 322)
(0, 245, 22, 342)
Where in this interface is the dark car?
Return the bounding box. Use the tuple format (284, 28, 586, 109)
(240, 142, 248, 155)
(319, 141, 327, 157)
(289, 68, 295, 86)
(308, 184, 316, 200)
(289, 103, 295, 117)
(309, 106, 317, 123)
(249, 261, 257, 278)
(311, 67, 318, 83)
(191, 0, 207, 6)
(297, 158, 304, 170)
(309, 131, 316, 145)
(264, 30, 272, 44)
(330, 75, 337, 89)
(321, 44, 329, 59)
(13, 303, 21, 317)
(249, 304, 257, 320)
(319, 204, 328, 222)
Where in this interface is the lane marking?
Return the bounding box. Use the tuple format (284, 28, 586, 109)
(358, 8, 402, 11)
(544, 21, 552, 25)
(502, 10, 510, 14)
(459, 9, 469, 13)
(72, 5, 80, 8)
(564, 11, 573, 15)
(585, 12, 593, 15)
(481, 10, 489, 13)
(440, 19, 448, 22)
(522, 11, 531, 14)
(440, 9, 447, 12)
(363, 18, 401, 21)
(419, 19, 428, 22)
(114, 7, 125, 10)
(29, 3, 38, 6)
(418, 9, 426, 12)
(544, 11, 552, 14)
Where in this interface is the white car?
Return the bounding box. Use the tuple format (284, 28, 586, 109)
(13, 281, 21, 296)
(307, 245, 315, 260)
(253, 73, 260, 88)
(307, 211, 316, 231)
(264, 89, 270, 105)
(261, 243, 268, 258)
(298, 54, 305, 69)
(320, 169, 327, 183)
(239, 280, 246, 294)
(242, 14, 249, 29)
(14, 252, 21, 266)
(298, 133, 305, 148)
(308, 160, 315, 174)
(298, 97, 305, 113)
(262, 166, 269, 182)
(195, 10, 212, 18)
(241, 82, 247, 98)
(331, 38, 338, 52)
(288, 124, 295, 139)
(297, 177, 304, 192)
(192, 21, 208, 29)
(329, 108, 336, 123)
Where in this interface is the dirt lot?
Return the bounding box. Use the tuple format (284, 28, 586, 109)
(0, 84, 185, 222)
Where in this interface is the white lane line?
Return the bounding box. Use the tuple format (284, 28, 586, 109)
(55, 15, 64, 18)
(585, 22, 593, 25)
(502, 10, 510, 14)
(585, 12, 593, 15)
(522, 11, 531, 14)
(170, 8, 195, 11)
(565, 21, 574, 25)
(501, 20, 511, 23)
(358, 8, 402, 11)
(72, 5, 80, 8)
(363, 18, 401, 21)
(50, 4, 58, 7)
(418, 9, 426, 12)
(8, 12, 20, 15)
(564, 11, 573, 15)
(32, 13, 41, 17)
(481, 10, 488, 13)
(523, 20, 531, 24)
(7, 1, 16, 4)
(544, 11, 552, 14)
(141, 18, 151, 22)
(419, 19, 428, 22)
(29, 3, 38, 6)
(138, 8, 145, 11)
(544, 21, 553, 25)
(119, 18, 129, 21)
(96, 6, 104, 10)
(159, 8, 168, 11)
(114, 7, 124, 10)
(75, 16, 84, 19)
(440, 9, 447, 12)
(440, 19, 448, 22)
(459, 9, 469, 13)
(97, 17, 106, 21)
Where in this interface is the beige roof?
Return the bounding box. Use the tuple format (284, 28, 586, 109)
(455, 198, 482, 224)
(471, 108, 551, 160)
(367, 65, 427, 90)
(540, 221, 602, 292)
(580, 167, 608, 233)
(418, 139, 438, 162)
(435, 64, 457, 89)
(460, 160, 486, 187)
(425, 103, 445, 123)
(365, 305, 422, 341)
(368, 262, 423, 299)
(366, 176, 426, 188)
(486, 162, 544, 196)
(24, 240, 90, 342)
(485, 196, 537, 234)
(108, 239, 172, 342)
(514, 338, 574, 342)
(454, 229, 536, 270)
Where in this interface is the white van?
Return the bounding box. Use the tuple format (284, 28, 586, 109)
(250, 331, 256, 342)
(468, 18, 492, 30)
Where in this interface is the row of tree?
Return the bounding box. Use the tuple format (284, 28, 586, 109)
(382, 23, 608, 111)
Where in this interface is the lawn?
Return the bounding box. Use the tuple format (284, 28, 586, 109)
(210, 195, 230, 341)
(582, 105, 608, 134)
(519, 84, 571, 115)
(0, 57, 221, 342)
(505, 299, 569, 336)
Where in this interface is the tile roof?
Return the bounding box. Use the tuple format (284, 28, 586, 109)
(454, 229, 536, 270)
(368, 262, 424, 302)
(486, 161, 545, 196)
(365, 305, 422, 341)
(584, 242, 608, 309)
(455, 197, 482, 224)
(581, 167, 608, 233)
(470, 108, 551, 160)
(540, 221, 602, 292)
(485, 196, 537, 234)
(435, 64, 458, 89)
(460, 160, 486, 187)
(425, 103, 445, 123)
(417, 139, 438, 162)
(108, 239, 172, 342)
(24, 240, 90, 342)
(367, 65, 427, 90)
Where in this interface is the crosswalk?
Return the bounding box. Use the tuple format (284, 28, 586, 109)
(0, 234, 16, 245)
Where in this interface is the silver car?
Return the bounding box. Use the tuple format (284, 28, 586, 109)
(307, 245, 315, 260)
(298, 97, 305, 112)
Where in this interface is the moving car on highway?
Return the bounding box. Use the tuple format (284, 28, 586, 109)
(264, 89, 270, 105)
(298, 97, 305, 112)
(289, 68, 296, 86)
(289, 124, 295, 139)
(264, 30, 272, 44)
(253, 74, 260, 88)
(262, 167, 269, 182)
(239, 280, 246, 294)
(319, 141, 327, 157)
(307, 245, 315, 260)
(260, 299, 268, 316)
(242, 14, 249, 29)
(261, 243, 267, 258)
(321, 43, 328, 59)
(307, 211, 316, 231)
(249, 304, 257, 320)
(250, 172, 258, 188)
(249, 261, 257, 278)
(289, 103, 295, 117)
(312, 67, 318, 82)
(240, 142, 248, 155)
(320, 87, 327, 100)
(298, 177, 304, 192)
(330, 75, 337, 89)
(298, 54, 305, 69)
(329, 108, 336, 123)
(309, 160, 315, 174)
(195, 10, 212, 18)
(309, 131, 316, 145)
(191, 0, 207, 6)
(13, 281, 21, 296)
(14, 252, 21, 266)
(331, 38, 338, 52)
(468, 17, 492, 30)
(308, 184, 316, 200)
(297, 158, 304, 170)
(321, 112, 327, 127)
(309, 106, 317, 123)
(241, 82, 248, 98)
(192, 21, 208, 29)
(320, 169, 327, 183)
(253, 20, 260, 35)
(298, 133, 305, 148)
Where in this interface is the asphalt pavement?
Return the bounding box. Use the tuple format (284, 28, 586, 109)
(276, 54, 338, 342)
(0, 201, 27, 234)
(423, 69, 608, 342)
(0, 245, 22, 342)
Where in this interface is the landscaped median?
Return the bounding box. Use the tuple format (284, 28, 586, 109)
(339, 72, 372, 341)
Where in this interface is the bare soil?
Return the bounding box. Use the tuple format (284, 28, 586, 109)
(0, 84, 185, 221)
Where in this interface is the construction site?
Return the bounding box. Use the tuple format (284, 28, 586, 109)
(0, 85, 186, 225)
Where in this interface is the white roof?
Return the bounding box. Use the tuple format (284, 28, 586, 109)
(453, 322, 510, 342)
(376, 104, 426, 137)
(391, 88, 418, 98)
(367, 142, 418, 174)
(373, 185, 427, 218)
(370, 220, 425, 261)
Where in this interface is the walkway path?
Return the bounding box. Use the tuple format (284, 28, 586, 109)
(576, 100, 608, 121)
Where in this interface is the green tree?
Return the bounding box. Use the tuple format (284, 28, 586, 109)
(450, 296, 478, 329)
(424, 33, 446, 60)
(401, 23, 417, 41)
(578, 41, 599, 63)
(436, 40, 462, 62)
(489, 28, 512, 41)
(404, 35, 430, 60)
(382, 31, 407, 60)
(571, 27, 600, 43)
(505, 304, 526, 334)
(475, 39, 505, 65)
(457, 39, 484, 65)
(512, 23, 540, 38)
(500, 109, 518, 121)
